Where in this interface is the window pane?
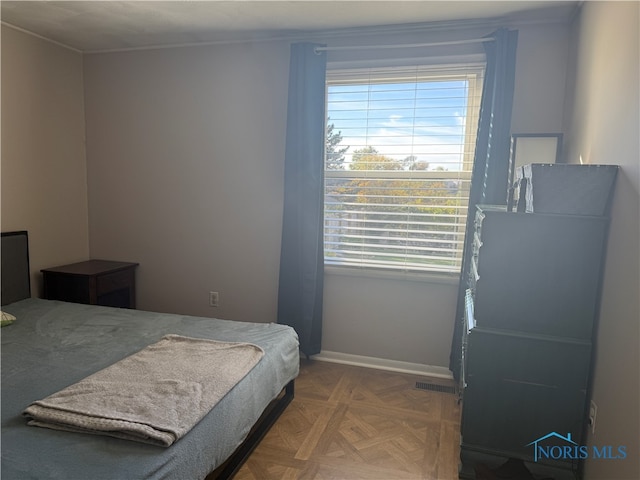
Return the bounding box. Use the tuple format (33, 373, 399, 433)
(324, 64, 483, 273)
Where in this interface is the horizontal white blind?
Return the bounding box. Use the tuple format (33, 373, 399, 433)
(324, 64, 483, 273)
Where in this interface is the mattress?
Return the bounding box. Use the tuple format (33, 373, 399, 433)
(1, 298, 299, 480)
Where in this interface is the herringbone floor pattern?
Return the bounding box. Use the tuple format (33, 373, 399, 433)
(235, 360, 461, 480)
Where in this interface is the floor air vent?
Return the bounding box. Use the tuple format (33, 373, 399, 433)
(415, 381, 457, 394)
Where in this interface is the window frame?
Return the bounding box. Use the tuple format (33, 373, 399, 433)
(323, 62, 485, 277)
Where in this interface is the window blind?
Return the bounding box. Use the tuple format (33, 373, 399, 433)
(324, 64, 484, 273)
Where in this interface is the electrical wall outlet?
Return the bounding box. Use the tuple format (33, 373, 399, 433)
(209, 291, 219, 307)
(588, 400, 598, 434)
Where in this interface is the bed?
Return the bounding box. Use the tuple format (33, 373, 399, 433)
(1, 231, 299, 479)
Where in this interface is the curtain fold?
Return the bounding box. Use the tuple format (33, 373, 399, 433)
(449, 28, 519, 380)
(277, 43, 327, 357)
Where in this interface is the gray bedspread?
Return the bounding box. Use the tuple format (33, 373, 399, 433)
(1, 298, 299, 480)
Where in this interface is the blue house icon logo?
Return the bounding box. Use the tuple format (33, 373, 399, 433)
(526, 432, 578, 462)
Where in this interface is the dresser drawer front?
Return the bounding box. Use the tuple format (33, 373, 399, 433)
(471, 208, 608, 339)
(466, 330, 591, 389)
(461, 378, 586, 459)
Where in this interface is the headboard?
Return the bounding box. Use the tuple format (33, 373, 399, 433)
(1, 231, 31, 305)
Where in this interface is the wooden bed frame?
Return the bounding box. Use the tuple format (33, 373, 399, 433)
(1, 230, 294, 479)
(208, 381, 294, 479)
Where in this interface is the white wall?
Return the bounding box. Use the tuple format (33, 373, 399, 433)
(511, 22, 570, 134)
(563, 2, 639, 478)
(83, 43, 290, 322)
(1, 25, 89, 295)
(83, 21, 572, 369)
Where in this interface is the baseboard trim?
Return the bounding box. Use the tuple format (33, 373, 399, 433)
(310, 350, 453, 379)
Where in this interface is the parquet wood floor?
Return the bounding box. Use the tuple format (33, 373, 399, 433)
(235, 359, 461, 480)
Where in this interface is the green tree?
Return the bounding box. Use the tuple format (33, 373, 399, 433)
(325, 121, 349, 170)
(350, 147, 403, 170)
(408, 158, 430, 171)
(328, 146, 462, 266)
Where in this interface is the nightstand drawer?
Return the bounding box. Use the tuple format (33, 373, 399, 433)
(97, 269, 133, 296)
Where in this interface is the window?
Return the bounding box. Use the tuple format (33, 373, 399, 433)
(324, 64, 484, 274)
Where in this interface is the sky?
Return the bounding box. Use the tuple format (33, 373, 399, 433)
(326, 78, 477, 171)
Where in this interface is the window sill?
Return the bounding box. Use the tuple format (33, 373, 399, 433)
(323, 265, 461, 285)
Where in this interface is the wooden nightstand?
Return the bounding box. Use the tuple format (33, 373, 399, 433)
(42, 260, 139, 309)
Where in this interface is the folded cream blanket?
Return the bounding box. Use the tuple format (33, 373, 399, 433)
(23, 334, 264, 447)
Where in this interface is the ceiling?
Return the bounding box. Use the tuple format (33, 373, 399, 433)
(1, 1, 580, 53)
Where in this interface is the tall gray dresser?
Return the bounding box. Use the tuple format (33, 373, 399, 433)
(459, 164, 619, 480)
